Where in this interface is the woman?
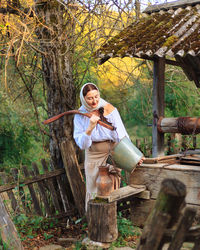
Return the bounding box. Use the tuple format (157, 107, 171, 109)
(73, 82, 142, 210)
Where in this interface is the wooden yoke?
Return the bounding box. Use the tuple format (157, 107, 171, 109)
(43, 110, 115, 131)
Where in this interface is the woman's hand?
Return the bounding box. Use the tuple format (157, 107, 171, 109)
(86, 114, 100, 135)
(138, 157, 145, 166)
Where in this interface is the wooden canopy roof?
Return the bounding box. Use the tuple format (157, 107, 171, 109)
(96, 0, 200, 87)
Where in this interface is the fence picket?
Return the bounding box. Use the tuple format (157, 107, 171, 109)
(0, 172, 19, 214)
(22, 166, 43, 216)
(32, 162, 52, 216)
(41, 159, 62, 214)
(11, 168, 30, 214)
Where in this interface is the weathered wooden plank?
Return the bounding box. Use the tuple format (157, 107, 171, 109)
(60, 140, 85, 217)
(0, 168, 65, 193)
(167, 207, 196, 250)
(102, 185, 146, 203)
(41, 159, 62, 214)
(32, 162, 52, 216)
(22, 166, 43, 216)
(54, 174, 71, 212)
(130, 163, 200, 205)
(143, 154, 181, 164)
(0, 194, 24, 249)
(152, 57, 165, 157)
(0, 172, 19, 214)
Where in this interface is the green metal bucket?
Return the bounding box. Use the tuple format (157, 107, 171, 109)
(111, 136, 143, 173)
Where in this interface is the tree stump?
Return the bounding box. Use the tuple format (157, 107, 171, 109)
(88, 200, 118, 243)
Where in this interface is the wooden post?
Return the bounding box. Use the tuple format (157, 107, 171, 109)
(60, 140, 85, 217)
(136, 178, 186, 250)
(88, 200, 118, 243)
(152, 57, 165, 157)
(168, 207, 196, 250)
(0, 195, 24, 249)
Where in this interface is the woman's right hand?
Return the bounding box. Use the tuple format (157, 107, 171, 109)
(86, 114, 100, 135)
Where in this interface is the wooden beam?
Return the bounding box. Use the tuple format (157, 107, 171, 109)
(152, 57, 165, 157)
(143, 0, 200, 14)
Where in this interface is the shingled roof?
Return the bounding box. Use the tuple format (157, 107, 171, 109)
(96, 0, 200, 87)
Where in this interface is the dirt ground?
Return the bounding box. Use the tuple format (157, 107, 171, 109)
(21, 220, 87, 249)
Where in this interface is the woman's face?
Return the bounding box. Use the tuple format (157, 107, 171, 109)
(84, 90, 100, 109)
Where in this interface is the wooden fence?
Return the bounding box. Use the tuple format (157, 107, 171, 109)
(0, 159, 77, 218)
(135, 134, 199, 157)
(136, 178, 200, 250)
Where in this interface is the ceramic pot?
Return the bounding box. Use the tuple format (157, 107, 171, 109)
(96, 166, 113, 196)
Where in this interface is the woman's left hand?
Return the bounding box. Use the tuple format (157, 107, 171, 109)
(138, 157, 145, 166)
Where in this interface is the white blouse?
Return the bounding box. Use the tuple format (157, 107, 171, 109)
(73, 107, 129, 150)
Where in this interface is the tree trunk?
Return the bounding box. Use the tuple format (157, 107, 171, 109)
(35, 0, 77, 170)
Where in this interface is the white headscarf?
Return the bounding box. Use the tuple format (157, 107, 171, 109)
(79, 82, 108, 112)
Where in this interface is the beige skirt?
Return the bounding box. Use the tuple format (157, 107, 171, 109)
(84, 141, 121, 211)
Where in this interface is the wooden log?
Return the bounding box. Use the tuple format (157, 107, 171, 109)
(136, 179, 186, 250)
(22, 166, 43, 216)
(32, 162, 52, 216)
(158, 117, 200, 134)
(88, 200, 118, 243)
(41, 159, 62, 214)
(0, 194, 24, 249)
(60, 140, 85, 217)
(0, 172, 19, 214)
(167, 207, 196, 250)
(152, 57, 165, 157)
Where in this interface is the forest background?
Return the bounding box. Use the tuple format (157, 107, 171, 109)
(0, 0, 200, 173)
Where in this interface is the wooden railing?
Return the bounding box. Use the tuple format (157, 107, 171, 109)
(0, 159, 77, 218)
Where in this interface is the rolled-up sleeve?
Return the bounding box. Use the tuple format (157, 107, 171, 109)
(73, 114, 92, 150)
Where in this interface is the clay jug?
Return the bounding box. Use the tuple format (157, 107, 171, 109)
(96, 166, 113, 197)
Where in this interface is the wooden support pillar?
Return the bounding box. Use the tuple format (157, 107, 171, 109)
(152, 57, 165, 157)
